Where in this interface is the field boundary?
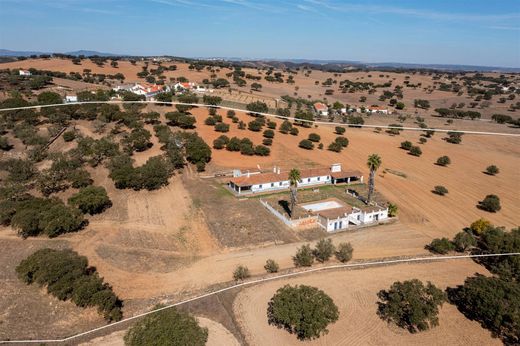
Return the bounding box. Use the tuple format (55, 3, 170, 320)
(1, 101, 519, 137)
(1, 252, 518, 344)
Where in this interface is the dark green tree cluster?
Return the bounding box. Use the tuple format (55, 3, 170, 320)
(246, 101, 268, 115)
(446, 223, 519, 344)
(377, 279, 445, 333)
(122, 126, 152, 153)
(4, 196, 84, 238)
(109, 155, 173, 190)
(16, 249, 122, 321)
(445, 131, 464, 144)
(124, 307, 207, 346)
(327, 136, 349, 153)
(267, 285, 339, 340)
(217, 136, 270, 157)
(165, 111, 196, 129)
(68, 186, 112, 215)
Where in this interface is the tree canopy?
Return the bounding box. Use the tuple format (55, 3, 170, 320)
(377, 279, 445, 333)
(267, 285, 339, 340)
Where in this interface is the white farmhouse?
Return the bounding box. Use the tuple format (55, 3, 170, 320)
(19, 70, 31, 76)
(228, 163, 363, 195)
(301, 198, 388, 232)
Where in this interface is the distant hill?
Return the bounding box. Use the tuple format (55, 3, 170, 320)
(1, 49, 518, 72)
(0, 49, 127, 57)
(65, 50, 125, 57)
(0, 49, 47, 57)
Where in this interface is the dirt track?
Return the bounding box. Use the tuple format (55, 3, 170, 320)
(233, 260, 501, 346)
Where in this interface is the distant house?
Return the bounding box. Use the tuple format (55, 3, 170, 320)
(228, 163, 363, 195)
(65, 95, 78, 103)
(367, 106, 389, 114)
(130, 83, 169, 99)
(173, 82, 194, 92)
(314, 102, 329, 116)
(19, 70, 31, 76)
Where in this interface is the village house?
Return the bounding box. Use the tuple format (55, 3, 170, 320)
(18, 70, 31, 76)
(131, 83, 169, 99)
(65, 95, 78, 103)
(367, 105, 389, 114)
(300, 198, 388, 232)
(228, 163, 363, 195)
(314, 102, 329, 116)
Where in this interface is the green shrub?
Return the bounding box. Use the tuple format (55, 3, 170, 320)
(262, 138, 273, 146)
(68, 186, 112, 215)
(427, 237, 455, 254)
(485, 165, 499, 175)
(293, 244, 314, 267)
(335, 126, 345, 135)
(335, 242, 353, 263)
(290, 127, 299, 136)
(313, 239, 335, 263)
(298, 139, 314, 150)
(478, 194, 501, 212)
(433, 185, 448, 196)
(204, 116, 217, 126)
(214, 122, 229, 133)
(63, 131, 76, 142)
(263, 129, 275, 138)
(267, 121, 276, 129)
(400, 140, 413, 150)
(335, 136, 349, 147)
(409, 146, 422, 157)
(254, 145, 270, 156)
(308, 133, 321, 142)
(248, 120, 263, 132)
(453, 231, 476, 252)
(267, 285, 339, 340)
(264, 259, 279, 273)
(233, 265, 250, 280)
(328, 142, 342, 152)
(436, 156, 451, 166)
(280, 120, 292, 134)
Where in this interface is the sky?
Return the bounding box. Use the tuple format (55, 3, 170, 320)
(0, 0, 519, 67)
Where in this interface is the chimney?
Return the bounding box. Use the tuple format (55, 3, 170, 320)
(247, 171, 250, 178)
(273, 166, 277, 173)
(277, 167, 281, 174)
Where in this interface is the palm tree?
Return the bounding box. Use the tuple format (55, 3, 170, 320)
(288, 168, 301, 216)
(367, 154, 382, 204)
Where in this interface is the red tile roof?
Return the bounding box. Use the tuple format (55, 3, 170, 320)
(314, 102, 328, 111)
(229, 167, 362, 187)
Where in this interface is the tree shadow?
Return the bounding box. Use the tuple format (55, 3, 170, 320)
(278, 200, 292, 217)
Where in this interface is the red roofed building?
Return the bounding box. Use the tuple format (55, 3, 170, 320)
(314, 102, 329, 116)
(228, 163, 363, 195)
(367, 105, 389, 114)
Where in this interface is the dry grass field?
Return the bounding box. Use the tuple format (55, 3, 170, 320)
(0, 58, 519, 344)
(233, 260, 501, 346)
(2, 57, 519, 119)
